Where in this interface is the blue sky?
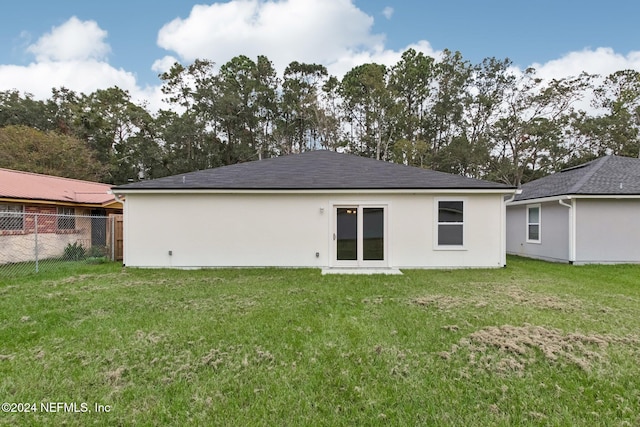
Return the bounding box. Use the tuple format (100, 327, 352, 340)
(1, 0, 638, 109)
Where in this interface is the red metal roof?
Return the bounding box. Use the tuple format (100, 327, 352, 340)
(0, 168, 118, 206)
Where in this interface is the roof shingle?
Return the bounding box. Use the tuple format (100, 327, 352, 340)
(515, 155, 640, 201)
(0, 168, 117, 206)
(113, 150, 513, 191)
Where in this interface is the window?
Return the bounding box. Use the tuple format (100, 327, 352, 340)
(0, 204, 24, 230)
(527, 205, 540, 242)
(437, 200, 464, 246)
(57, 207, 76, 230)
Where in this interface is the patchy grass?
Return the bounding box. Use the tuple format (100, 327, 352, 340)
(1, 257, 639, 425)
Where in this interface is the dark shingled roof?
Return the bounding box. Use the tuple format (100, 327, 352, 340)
(515, 155, 640, 201)
(113, 150, 513, 191)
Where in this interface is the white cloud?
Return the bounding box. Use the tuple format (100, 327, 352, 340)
(529, 48, 640, 113)
(326, 40, 440, 77)
(0, 60, 146, 101)
(532, 47, 640, 81)
(26, 16, 110, 62)
(382, 6, 394, 19)
(152, 55, 180, 74)
(0, 17, 167, 111)
(157, 0, 384, 73)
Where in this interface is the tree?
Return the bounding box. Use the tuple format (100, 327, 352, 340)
(590, 69, 640, 157)
(487, 70, 593, 185)
(72, 87, 158, 183)
(158, 59, 222, 171)
(388, 48, 435, 166)
(154, 109, 220, 176)
(426, 50, 473, 171)
(216, 55, 279, 162)
(316, 75, 344, 151)
(444, 57, 517, 178)
(0, 90, 53, 131)
(253, 55, 279, 158)
(340, 63, 393, 160)
(277, 61, 329, 154)
(47, 87, 81, 135)
(0, 125, 106, 180)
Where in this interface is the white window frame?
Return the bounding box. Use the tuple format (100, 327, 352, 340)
(57, 206, 76, 230)
(0, 203, 25, 231)
(434, 198, 466, 250)
(526, 204, 541, 243)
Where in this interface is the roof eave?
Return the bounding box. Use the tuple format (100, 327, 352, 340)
(0, 196, 121, 208)
(508, 193, 640, 206)
(112, 187, 516, 195)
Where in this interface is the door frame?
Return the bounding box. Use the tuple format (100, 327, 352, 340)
(330, 202, 389, 268)
(90, 209, 107, 247)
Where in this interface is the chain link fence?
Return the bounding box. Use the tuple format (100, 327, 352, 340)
(0, 212, 123, 277)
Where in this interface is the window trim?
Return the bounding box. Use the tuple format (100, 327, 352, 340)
(0, 203, 25, 231)
(57, 207, 76, 230)
(434, 198, 466, 250)
(526, 204, 541, 243)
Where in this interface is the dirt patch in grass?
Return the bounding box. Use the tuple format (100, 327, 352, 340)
(362, 296, 386, 305)
(43, 274, 97, 285)
(134, 330, 165, 345)
(444, 324, 640, 375)
(500, 286, 582, 311)
(105, 366, 127, 386)
(411, 295, 469, 310)
(411, 285, 586, 312)
(0, 285, 18, 295)
(200, 345, 277, 372)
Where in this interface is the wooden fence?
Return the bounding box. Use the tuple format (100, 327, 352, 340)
(109, 214, 124, 261)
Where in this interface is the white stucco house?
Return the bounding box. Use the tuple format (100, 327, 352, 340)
(112, 150, 516, 272)
(506, 155, 640, 264)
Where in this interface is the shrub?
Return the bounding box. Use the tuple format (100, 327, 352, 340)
(63, 242, 86, 261)
(87, 245, 108, 258)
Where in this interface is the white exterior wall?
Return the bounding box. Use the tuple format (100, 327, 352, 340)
(123, 192, 507, 269)
(506, 202, 570, 263)
(575, 199, 640, 264)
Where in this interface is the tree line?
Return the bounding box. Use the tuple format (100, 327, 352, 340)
(1, 48, 639, 186)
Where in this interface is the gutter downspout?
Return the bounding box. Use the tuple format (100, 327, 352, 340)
(504, 190, 521, 205)
(558, 197, 575, 264)
(108, 190, 125, 204)
(502, 189, 522, 267)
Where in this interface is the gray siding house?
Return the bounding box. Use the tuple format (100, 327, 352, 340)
(506, 155, 640, 264)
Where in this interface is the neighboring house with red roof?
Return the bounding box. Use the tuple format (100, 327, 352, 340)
(0, 168, 122, 264)
(506, 155, 640, 264)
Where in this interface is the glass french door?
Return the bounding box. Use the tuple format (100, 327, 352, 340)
(334, 205, 387, 267)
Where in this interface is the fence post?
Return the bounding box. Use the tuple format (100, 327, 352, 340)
(34, 213, 39, 273)
(110, 216, 115, 261)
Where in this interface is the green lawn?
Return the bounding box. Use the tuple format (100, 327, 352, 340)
(1, 257, 639, 426)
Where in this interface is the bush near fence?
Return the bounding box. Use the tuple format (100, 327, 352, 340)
(0, 212, 122, 276)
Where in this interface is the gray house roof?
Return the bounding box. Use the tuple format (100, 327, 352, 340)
(515, 155, 640, 201)
(113, 150, 513, 191)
